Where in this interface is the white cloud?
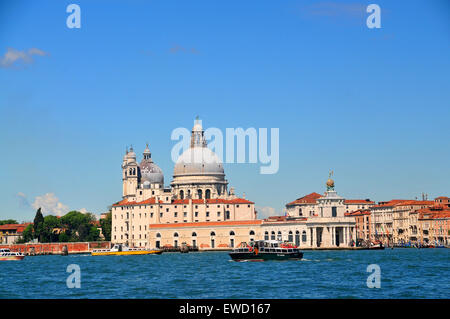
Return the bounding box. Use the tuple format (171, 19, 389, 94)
(0, 47, 49, 68)
(256, 206, 283, 219)
(16, 192, 30, 207)
(31, 193, 69, 217)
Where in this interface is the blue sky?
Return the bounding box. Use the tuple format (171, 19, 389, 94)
(1, 0, 449, 222)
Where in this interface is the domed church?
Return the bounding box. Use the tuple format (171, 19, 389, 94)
(112, 119, 259, 249)
(172, 119, 229, 200)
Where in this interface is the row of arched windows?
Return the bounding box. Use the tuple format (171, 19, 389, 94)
(264, 230, 307, 245)
(179, 189, 212, 199)
(155, 230, 256, 238)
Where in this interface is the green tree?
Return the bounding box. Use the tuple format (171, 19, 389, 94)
(59, 232, 69, 242)
(42, 215, 61, 242)
(33, 208, 45, 242)
(0, 219, 19, 225)
(16, 224, 34, 243)
(100, 212, 112, 241)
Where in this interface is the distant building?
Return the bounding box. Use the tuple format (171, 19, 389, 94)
(345, 210, 371, 243)
(0, 223, 31, 244)
(434, 196, 450, 208)
(417, 206, 450, 246)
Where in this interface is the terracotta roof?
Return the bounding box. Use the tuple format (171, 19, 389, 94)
(286, 192, 322, 206)
(149, 220, 262, 229)
(0, 223, 32, 233)
(393, 200, 434, 207)
(371, 200, 410, 208)
(344, 199, 375, 204)
(435, 196, 449, 200)
(345, 209, 371, 216)
(113, 197, 254, 207)
(417, 205, 450, 219)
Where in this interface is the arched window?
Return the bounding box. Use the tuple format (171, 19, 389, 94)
(229, 231, 235, 236)
(288, 231, 293, 242)
(249, 230, 255, 236)
(277, 231, 282, 241)
(129, 168, 132, 175)
(299, 208, 302, 216)
(205, 189, 211, 199)
(187, 190, 191, 197)
(295, 230, 300, 246)
(192, 232, 197, 237)
(210, 231, 216, 236)
(264, 231, 269, 240)
(198, 189, 203, 199)
(174, 232, 179, 237)
(302, 231, 307, 242)
(271, 231, 275, 240)
(133, 168, 136, 175)
(156, 233, 161, 238)
(180, 190, 184, 200)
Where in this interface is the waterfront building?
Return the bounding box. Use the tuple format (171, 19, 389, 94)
(345, 209, 371, 243)
(111, 119, 256, 248)
(391, 200, 434, 244)
(369, 200, 409, 243)
(417, 206, 450, 246)
(0, 223, 31, 244)
(111, 119, 365, 250)
(279, 177, 357, 248)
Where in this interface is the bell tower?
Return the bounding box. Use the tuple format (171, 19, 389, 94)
(122, 146, 138, 198)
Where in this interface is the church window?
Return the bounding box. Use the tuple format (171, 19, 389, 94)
(205, 189, 211, 199)
(174, 232, 179, 237)
(277, 231, 282, 241)
(249, 230, 255, 236)
(192, 232, 197, 237)
(288, 231, 293, 242)
(302, 231, 307, 242)
(210, 231, 215, 236)
(180, 190, 184, 199)
(271, 231, 275, 240)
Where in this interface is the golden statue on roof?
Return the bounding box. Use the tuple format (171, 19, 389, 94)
(326, 170, 335, 191)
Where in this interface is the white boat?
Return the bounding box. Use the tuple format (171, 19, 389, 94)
(0, 248, 25, 261)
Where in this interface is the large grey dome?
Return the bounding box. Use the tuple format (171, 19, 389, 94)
(173, 146, 224, 176)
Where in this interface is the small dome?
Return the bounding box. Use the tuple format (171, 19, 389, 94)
(140, 161, 164, 184)
(174, 146, 224, 176)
